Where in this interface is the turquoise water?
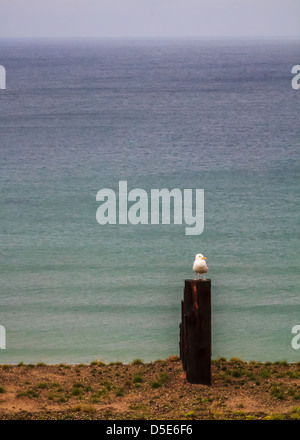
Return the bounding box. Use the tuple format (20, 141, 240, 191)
(0, 39, 299, 363)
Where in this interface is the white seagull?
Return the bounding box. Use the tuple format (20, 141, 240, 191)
(193, 254, 208, 279)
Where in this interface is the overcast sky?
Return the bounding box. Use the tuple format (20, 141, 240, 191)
(0, 0, 299, 39)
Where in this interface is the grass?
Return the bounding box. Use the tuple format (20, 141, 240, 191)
(270, 385, 285, 400)
(16, 391, 28, 398)
(184, 411, 196, 420)
(229, 357, 245, 364)
(132, 359, 143, 365)
(264, 413, 286, 420)
(72, 388, 81, 396)
(71, 404, 96, 414)
(290, 407, 300, 420)
(158, 372, 170, 384)
(101, 380, 113, 391)
(150, 372, 170, 389)
(90, 360, 106, 366)
(286, 386, 300, 400)
(72, 383, 85, 396)
(89, 389, 107, 403)
(37, 383, 48, 389)
(287, 371, 300, 379)
(0, 386, 5, 394)
(73, 382, 84, 388)
(17, 389, 39, 398)
(223, 374, 232, 384)
(48, 393, 69, 402)
(231, 370, 243, 378)
(260, 369, 271, 379)
(133, 373, 143, 384)
(246, 371, 257, 381)
(1, 357, 300, 420)
(150, 381, 161, 389)
(115, 388, 125, 397)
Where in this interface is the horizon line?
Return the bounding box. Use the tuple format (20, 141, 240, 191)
(0, 35, 299, 40)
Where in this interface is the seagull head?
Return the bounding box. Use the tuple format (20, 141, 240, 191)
(195, 253, 207, 260)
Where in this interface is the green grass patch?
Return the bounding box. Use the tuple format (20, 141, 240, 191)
(133, 373, 143, 384)
(260, 369, 271, 379)
(71, 404, 96, 414)
(37, 382, 48, 389)
(290, 407, 300, 420)
(270, 385, 285, 400)
(132, 359, 143, 365)
(17, 389, 39, 398)
(150, 372, 170, 389)
(232, 370, 243, 378)
(272, 361, 288, 366)
(264, 413, 286, 420)
(115, 388, 125, 397)
(184, 411, 196, 420)
(150, 381, 161, 389)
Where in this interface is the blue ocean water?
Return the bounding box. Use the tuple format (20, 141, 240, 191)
(0, 39, 299, 364)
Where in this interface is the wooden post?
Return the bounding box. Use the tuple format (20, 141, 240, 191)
(180, 279, 211, 385)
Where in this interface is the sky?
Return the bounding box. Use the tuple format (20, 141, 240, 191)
(0, 0, 299, 39)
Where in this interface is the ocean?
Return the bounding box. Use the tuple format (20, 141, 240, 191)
(0, 38, 299, 364)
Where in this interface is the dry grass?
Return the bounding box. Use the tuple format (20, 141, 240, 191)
(0, 357, 299, 420)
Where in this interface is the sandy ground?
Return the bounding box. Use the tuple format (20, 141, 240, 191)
(0, 357, 299, 420)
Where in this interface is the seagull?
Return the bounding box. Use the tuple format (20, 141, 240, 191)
(193, 254, 208, 279)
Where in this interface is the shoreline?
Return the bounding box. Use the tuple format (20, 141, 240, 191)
(0, 357, 299, 420)
(1, 359, 299, 366)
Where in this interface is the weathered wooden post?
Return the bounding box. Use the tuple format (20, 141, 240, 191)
(179, 279, 211, 385)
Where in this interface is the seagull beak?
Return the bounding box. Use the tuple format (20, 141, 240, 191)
(202, 257, 207, 259)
